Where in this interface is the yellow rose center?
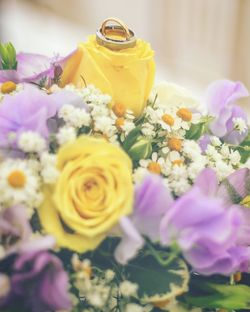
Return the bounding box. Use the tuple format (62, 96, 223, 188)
(168, 137, 182, 151)
(1, 81, 17, 94)
(147, 161, 161, 174)
(8, 170, 26, 188)
(240, 195, 250, 207)
(172, 159, 183, 166)
(84, 180, 101, 200)
(115, 117, 125, 129)
(177, 108, 192, 122)
(162, 114, 174, 126)
(112, 103, 126, 117)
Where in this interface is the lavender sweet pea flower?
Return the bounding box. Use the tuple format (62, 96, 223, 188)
(206, 80, 249, 144)
(160, 168, 250, 275)
(133, 174, 173, 240)
(218, 168, 250, 246)
(0, 251, 71, 312)
(115, 174, 173, 264)
(0, 51, 73, 84)
(0, 84, 82, 148)
(0, 206, 31, 254)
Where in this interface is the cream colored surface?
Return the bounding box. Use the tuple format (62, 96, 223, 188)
(0, 0, 250, 110)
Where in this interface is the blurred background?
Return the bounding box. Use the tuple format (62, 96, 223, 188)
(0, 0, 250, 106)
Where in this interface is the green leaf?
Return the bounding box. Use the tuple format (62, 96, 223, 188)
(0, 42, 17, 70)
(127, 137, 152, 161)
(185, 123, 205, 140)
(124, 255, 189, 305)
(185, 282, 250, 310)
(122, 127, 141, 151)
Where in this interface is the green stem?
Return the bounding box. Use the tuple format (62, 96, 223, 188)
(145, 240, 180, 267)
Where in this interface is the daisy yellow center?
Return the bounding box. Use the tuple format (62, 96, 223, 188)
(172, 159, 183, 166)
(1, 81, 17, 94)
(162, 114, 174, 126)
(8, 170, 26, 188)
(168, 137, 182, 151)
(112, 103, 126, 117)
(115, 117, 125, 129)
(147, 161, 161, 174)
(177, 108, 192, 122)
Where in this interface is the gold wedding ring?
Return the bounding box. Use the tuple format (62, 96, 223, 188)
(96, 18, 137, 50)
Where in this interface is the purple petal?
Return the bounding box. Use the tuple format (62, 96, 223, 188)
(194, 168, 219, 196)
(114, 217, 144, 264)
(206, 80, 249, 116)
(199, 134, 211, 153)
(217, 168, 250, 205)
(223, 105, 248, 144)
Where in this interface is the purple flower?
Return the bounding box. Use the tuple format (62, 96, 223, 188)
(0, 206, 31, 254)
(217, 168, 250, 246)
(160, 168, 250, 275)
(0, 52, 72, 84)
(199, 134, 211, 153)
(0, 251, 71, 312)
(0, 84, 82, 149)
(205, 80, 249, 144)
(133, 174, 173, 240)
(115, 174, 173, 264)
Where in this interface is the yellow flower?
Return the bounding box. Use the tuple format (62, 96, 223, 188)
(38, 136, 133, 253)
(61, 35, 155, 117)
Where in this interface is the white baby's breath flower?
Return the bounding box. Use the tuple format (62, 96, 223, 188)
(119, 280, 138, 297)
(105, 269, 115, 282)
(59, 104, 91, 128)
(124, 303, 144, 312)
(87, 292, 104, 308)
(169, 177, 190, 196)
(58, 104, 75, 120)
(94, 116, 116, 137)
(133, 167, 148, 184)
(229, 150, 241, 166)
(57, 126, 76, 145)
(121, 120, 135, 135)
(18, 131, 46, 153)
(210, 136, 221, 147)
(215, 161, 234, 180)
(220, 144, 230, 158)
(183, 140, 203, 160)
(40, 152, 59, 184)
(141, 123, 156, 138)
(233, 117, 248, 134)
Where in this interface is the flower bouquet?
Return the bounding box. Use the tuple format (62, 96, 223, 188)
(0, 18, 250, 312)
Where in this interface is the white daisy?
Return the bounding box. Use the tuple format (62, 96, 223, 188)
(0, 159, 42, 215)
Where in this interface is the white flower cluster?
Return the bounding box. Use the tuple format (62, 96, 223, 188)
(18, 131, 46, 153)
(205, 138, 241, 180)
(71, 255, 152, 312)
(58, 84, 136, 146)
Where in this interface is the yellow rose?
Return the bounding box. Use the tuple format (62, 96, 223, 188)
(61, 35, 155, 117)
(38, 136, 133, 253)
